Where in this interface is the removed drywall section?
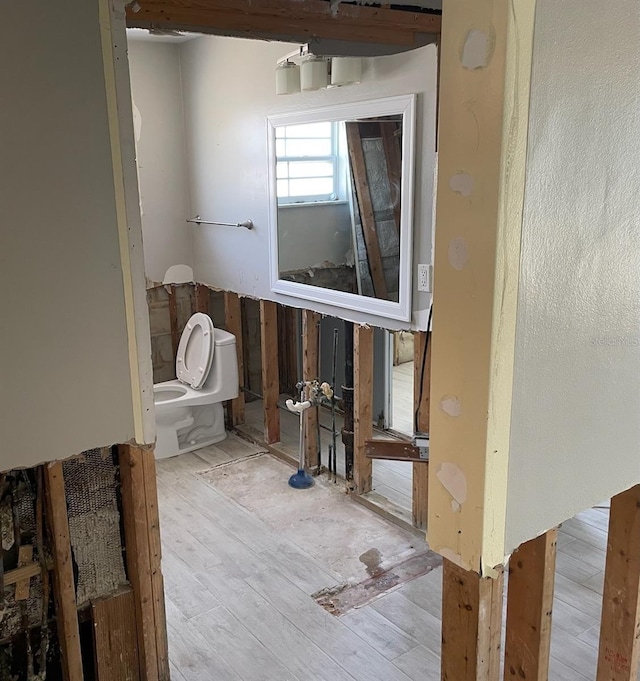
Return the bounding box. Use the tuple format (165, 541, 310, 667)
(127, 39, 193, 283)
(147, 283, 226, 382)
(0, 0, 148, 467)
(179, 36, 437, 330)
(505, 0, 640, 552)
(63, 449, 127, 606)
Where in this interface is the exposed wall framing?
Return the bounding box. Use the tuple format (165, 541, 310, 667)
(442, 559, 504, 680)
(302, 310, 321, 470)
(353, 325, 373, 495)
(225, 292, 246, 426)
(126, 0, 441, 47)
(260, 301, 281, 445)
(412, 330, 430, 530)
(119, 444, 169, 681)
(504, 529, 557, 681)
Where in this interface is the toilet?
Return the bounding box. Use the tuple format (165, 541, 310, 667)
(153, 312, 239, 459)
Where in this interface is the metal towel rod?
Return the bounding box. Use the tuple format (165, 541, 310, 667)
(186, 215, 254, 230)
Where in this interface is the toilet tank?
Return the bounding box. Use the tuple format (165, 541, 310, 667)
(202, 328, 240, 401)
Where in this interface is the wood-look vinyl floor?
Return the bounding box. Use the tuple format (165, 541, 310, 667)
(158, 435, 615, 681)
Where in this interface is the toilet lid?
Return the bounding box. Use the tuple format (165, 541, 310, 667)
(176, 313, 215, 389)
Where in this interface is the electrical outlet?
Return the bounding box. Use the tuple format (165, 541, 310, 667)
(417, 264, 431, 292)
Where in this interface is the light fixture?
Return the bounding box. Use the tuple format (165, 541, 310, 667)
(330, 57, 362, 86)
(301, 55, 330, 91)
(276, 60, 301, 95)
(275, 45, 362, 95)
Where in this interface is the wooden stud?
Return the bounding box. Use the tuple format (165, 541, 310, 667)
(380, 122, 402, 234)
(345, 122, 389, 300)
(167, 285, 179, 358)
(260, 300, 280, 444)
(302, 310, 320, 470)
(194, 283, 210, 315)
(141, 450, 169, 681)
(14, 544, 34, 600)
(224, 292, 245, 426)
(127, 0, 441, 47)
(353, 324, 374, 494)
(45, 461, 83, 681)
(596, 485, 640, 681)
(412, 330, 430, 530)
(504, 529, 557, 681)
(92, 587, 140, 681)
(119, 444, 169, 681)
(442, 559, 504, 681)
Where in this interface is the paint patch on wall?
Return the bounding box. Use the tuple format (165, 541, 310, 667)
(448, 237, 468, 271)
(438, 547, 469, 571)
(449, 172, 474, 197)
(436, 462, 468, 505)
(461, 28, 494, 70)
(440, 395, 461, 418)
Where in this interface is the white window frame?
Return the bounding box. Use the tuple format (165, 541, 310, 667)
(267, 94, 417, 323)
(275, 121, 340, 205)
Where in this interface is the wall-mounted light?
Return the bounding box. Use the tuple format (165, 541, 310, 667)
(276, 60, 301, 95)
(330, 57, 362, 86)
(301, 55, 330, 91)
(275, 45, 362, 95)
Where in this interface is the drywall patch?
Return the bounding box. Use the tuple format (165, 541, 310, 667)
(436, 462, 468, 506)
(461, 28, 494, 70)
(448, 237, 468, 270)
(449, 172, 474, 197)
(440, 395, 462, 417)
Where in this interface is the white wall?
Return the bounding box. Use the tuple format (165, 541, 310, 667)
(504, 0, 640, 552)
(0, 0, 152, 467)
(127, 40, 193, 284)
(179, 36, 437, 330)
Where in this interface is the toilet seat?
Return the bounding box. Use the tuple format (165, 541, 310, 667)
(176, 313, 214, 389)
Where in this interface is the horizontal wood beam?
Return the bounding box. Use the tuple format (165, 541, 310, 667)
(127, 0, 441, 46)
(365, 439, 426, 463)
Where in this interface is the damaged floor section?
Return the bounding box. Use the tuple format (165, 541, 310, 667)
(157, 434, 612, 681)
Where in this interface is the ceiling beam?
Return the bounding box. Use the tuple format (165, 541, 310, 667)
(126, 0, 441, 46)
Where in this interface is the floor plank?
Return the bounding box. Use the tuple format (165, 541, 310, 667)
(192, 605, 301, 681)
(245, 569, 414, 681)
(157, 434, 616, 681)
(340, 606, 420, 661)
(392, 644, 441, 681)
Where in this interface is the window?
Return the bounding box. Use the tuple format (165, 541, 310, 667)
(275, 121, 338, 204)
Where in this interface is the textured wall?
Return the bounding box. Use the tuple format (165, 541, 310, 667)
(0, 0, 146, 466)
(505, 0, 640, 552)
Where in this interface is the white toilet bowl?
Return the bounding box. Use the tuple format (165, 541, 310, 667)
(153, 313, 239, 459)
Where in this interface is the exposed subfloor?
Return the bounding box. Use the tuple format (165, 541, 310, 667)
(243, 397, 414, 518)
(157, 434, 616, 681)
